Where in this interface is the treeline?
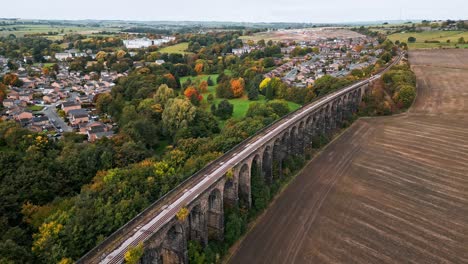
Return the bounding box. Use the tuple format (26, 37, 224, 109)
(360, 61, 416, 115)
(0, 121, 152, 263)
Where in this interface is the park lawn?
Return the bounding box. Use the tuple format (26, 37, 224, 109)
(388, 31, 468, 49)
(210, 95, 301, 120)
(159, 42, 192, 55)
(33, 62, 55, 68)
(181, 72, 301, 127)
(27, 105, 44, 111)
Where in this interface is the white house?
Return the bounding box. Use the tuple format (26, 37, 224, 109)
(123, 36, 176, 49)
(55, 53, 72, 61)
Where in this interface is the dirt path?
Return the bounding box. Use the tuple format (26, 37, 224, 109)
(228, 50, 468, 264)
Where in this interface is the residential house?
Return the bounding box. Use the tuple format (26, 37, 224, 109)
(2, 99, 14, 108)
(62, 101, 81, 114)
(68, 109, 89, 125)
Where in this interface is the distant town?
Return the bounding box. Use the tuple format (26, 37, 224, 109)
(0, 28, 387, 143)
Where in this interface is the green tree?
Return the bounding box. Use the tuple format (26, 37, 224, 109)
(162, 98, 197, 140)
(95, 93, 112, 114)
(215, 100, 234, 120)
(408, 36, 416, 43)
(154, 84, 176, 106)
(266, 100, 290, 117)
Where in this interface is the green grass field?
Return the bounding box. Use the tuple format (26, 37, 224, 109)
(388, 31, 468, 49)
(158, 42, 192, 54)
(27, 105, 44, 111)
(180, 73, 301, 127)
(0, 24, 120, 39)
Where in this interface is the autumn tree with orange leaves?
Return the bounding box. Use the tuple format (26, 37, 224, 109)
(230, 78, 245, 98)
(0, 83, 6, 103)
(184, 86, 203, 106)
(195, 63, 204, 75)
(199, 81, 208, 93)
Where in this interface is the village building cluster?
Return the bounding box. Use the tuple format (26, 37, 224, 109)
(274, 37, 382, 88)
(237, 36, 383, 88)
(0, 57, 120, 141)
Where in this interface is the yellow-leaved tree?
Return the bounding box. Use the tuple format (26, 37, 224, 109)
(124, 242, 144, 264)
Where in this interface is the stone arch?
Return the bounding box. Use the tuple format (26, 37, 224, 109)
(298, 121, 306, 150)
(323, 104, 332, 133)
(207, 188, 223, 240)
(188, 204, 206, 245)
(298, 121, 305, 137)
(223, 175, 237, 208)
(262, 145, 273, 184)
(141, 245, 163, 264)
(272, 138, 283, 180)
(238, 163, 251, 209)
(281, 130, 290, 155)
(330, 102, 338, 131)
(290, 126, 299, 154)
(161, 223, 186, 264)
(251, 154, 262, 181)
(336, 97, 344, 126)
(311, 113, 319, 137)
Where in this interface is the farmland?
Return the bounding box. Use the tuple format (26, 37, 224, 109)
(0, 22, 121, 39)
(388, 31, 468, 49)
(229, 49, 468, 264)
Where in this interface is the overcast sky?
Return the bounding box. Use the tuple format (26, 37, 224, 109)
(1, 0, 467, 23)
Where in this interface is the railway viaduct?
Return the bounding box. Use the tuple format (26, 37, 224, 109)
(78, 54, 403, 264)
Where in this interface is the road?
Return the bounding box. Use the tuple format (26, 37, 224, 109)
(41, 103, 73, 132)
(79, 54, 403, 264)
(228, 50, 468, 263)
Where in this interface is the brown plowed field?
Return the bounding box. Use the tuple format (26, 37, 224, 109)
(228, 50, 468, 264)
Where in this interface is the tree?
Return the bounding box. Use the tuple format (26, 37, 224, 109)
(216, 80, 233, 99)
(207, 76, 214, 86)
(3, 73, 21, 86)
(259, 78, 271, 91)
(199, 81, 208, 93)
(95, 93, 112, 114)
(207, 94, 214, 104)
(96, 51, 107, 62)
(263, 57, 275, 68)
(458, 37, 465, 44)
(215, 100, 234, 120)
(266, 100, 290, 117)
(154, 84, 176, 106)
(0, 83, 6, 103)
(380, 52, 392, 63)
(408, 36, 416, 43)
(195, 63, 204, 75)
(247, 82, 259, 100)
(230, 78, 245, 98)
(184, 87, 202, 106)
(116, 50, 127, 59)
(124, 243, 144, 264)
(162, 98, 197, 139)
(395, 84, 416, 109)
